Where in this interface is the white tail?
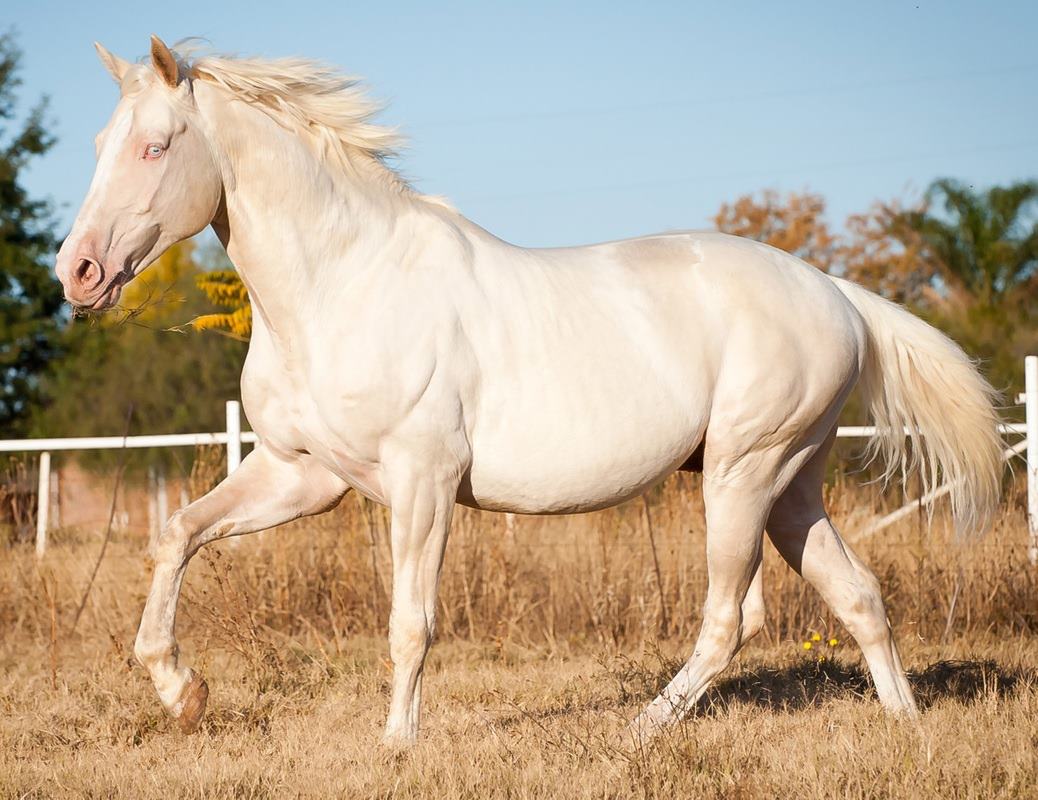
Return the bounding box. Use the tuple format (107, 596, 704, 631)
(831, 277, 1004, 535)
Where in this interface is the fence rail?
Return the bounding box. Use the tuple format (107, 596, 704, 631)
(0, 431, 260, 452)
(3, 357, 1037, 563)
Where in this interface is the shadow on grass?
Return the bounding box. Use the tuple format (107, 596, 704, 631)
(485, 657, 1037, 748)
(608, 650, 1036, 716)
(697, 658, 1035, 714)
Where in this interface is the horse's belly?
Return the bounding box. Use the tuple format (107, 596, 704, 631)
(462, 399, 707, 514)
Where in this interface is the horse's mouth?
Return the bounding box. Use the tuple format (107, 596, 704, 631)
(74, 280, 124, 313)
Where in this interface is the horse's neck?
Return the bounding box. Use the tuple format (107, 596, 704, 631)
(199, 83, 436, 344)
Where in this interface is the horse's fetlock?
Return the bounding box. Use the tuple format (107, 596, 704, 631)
(134, 634, 175, 668)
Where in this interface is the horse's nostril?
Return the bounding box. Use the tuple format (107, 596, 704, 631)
(74, 259, 100, 288)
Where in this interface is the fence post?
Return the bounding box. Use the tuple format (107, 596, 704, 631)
(147, 466, 159, 553)
(35, 451, 50, 558)
(156, 465, 168, 529)
(226, 400, 242, 476)
(1026, 355, 1037, 567)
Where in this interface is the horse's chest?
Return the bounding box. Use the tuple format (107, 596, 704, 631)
(241, 353, 390, 503)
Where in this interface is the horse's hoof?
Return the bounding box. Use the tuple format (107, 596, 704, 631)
(172, 670, 209, 734)
(622, 710, 670, 748)
(380, 729, 418, 750)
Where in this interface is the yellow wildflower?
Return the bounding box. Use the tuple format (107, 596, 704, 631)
(802, 641, 813, 650)
(811, 632, 822, 642)
(828, 638, 839, 647)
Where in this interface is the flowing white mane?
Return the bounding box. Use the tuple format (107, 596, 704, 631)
(169, 45, 407, 185)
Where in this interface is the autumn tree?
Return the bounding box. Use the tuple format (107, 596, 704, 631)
(190, 239, 251, 339)
(193, 269, 251, 339)
(714, 189, 839, 271)
(842, 200, 932, 305)
(716, 180, 1038, 396)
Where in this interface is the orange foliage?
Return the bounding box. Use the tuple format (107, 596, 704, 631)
(713, 190, 839, 272)
(842, 199, 956, 309)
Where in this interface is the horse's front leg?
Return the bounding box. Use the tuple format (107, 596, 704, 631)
(134, 445, 348, 733)
(381, 457, 461, 745)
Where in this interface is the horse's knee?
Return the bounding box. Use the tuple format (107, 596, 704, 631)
(157, 509, 189, 546)
(389, 609, 433, 665)
(155, 509, 204, 562)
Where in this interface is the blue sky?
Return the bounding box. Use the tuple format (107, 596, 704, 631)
(8, 0, 1038, 247)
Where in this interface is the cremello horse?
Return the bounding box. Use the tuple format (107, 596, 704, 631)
(55, 37, 1003, 744)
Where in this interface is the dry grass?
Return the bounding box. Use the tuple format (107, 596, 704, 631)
(2, 474, 1037, 798)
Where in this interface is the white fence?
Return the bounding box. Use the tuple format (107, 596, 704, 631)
(1, 401, 257, 557)
(2, 356, 1036, 562)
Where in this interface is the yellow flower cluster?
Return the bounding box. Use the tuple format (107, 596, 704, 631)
(192, 269, 252, 339)
(801, 631, 839, 661)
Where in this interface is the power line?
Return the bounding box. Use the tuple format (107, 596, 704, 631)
(411, 63, 1038, 130)
(456, 139, 1038, 206)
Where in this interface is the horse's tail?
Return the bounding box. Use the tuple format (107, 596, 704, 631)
(830, 277, 1003, 535)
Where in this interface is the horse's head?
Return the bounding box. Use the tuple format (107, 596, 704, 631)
(55, 36, 222, 311)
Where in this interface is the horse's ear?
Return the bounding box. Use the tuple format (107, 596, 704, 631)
(150, 35, 180, 88)
(94, 42, 130, 84)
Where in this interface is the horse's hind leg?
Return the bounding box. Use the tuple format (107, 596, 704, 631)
(766, 430, 917, 715)
(739, 556, 766, 648)
(629, 471, 774, 739)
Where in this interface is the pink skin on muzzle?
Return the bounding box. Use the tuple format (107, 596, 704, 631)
(55, 249, 122, 310)
(55, 223, 159, 311)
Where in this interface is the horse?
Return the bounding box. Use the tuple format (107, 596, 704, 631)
(54, 36, 1003, 745)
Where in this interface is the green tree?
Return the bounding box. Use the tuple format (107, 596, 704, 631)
(0, 31, 63, 436)
(892, 179, 1038, 311)
(847, 179, 1038, 394)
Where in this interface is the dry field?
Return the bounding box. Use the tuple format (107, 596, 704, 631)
(2, 469, 1037, 799)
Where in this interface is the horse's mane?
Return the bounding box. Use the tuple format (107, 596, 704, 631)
(167, 43, 408, 188)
